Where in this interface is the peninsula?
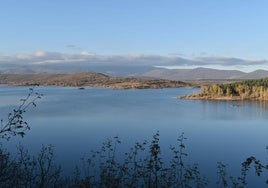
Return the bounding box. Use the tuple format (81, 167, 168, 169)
(0, 72, 191, 89)
(182, 78, 268, 100)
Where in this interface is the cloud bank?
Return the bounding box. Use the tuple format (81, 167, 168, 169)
(0, 51, 267, 71)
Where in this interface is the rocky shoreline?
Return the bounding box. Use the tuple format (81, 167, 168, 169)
(180, 93, 244, 101)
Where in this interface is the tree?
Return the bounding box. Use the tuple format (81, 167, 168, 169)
(0, 86, 42, 140)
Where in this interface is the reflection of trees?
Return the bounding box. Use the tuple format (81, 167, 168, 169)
(252, 100, 268, 109)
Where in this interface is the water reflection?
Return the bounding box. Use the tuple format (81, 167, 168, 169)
(199, 100, 268, 120)
(0, 86, 268, 187)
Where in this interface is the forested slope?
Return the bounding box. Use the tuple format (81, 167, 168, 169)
(183, 78, 268, 100)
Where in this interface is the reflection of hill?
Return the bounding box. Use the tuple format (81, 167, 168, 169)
(0, 72, 190, 89)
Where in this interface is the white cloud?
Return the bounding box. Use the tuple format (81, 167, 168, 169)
(15, 53, 32, 60)
(34, 51, 46, 57)
(81, 51, 95, 56)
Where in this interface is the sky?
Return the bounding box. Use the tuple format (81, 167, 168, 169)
(1, 0, 268, 72)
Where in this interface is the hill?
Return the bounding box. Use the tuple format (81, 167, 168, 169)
(2, 62, 268, 81)
(142, 67, 268, 80)
(0, 72, 190, 89)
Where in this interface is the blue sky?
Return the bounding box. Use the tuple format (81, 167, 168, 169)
(1, 0, 268, 71)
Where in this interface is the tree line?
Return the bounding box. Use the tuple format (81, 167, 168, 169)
(200, 78, 268, 99)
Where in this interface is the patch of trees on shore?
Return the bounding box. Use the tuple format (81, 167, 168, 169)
(194, 78, 268, 100)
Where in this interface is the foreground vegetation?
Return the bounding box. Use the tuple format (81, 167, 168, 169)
(0, 132, 267, 187)
(0, 87, 267, 187)
(183, 78, 268, 100)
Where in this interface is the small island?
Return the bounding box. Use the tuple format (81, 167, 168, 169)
(182, 78, 268, 100)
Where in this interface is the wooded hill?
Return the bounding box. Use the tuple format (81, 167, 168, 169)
(183, 78, 268, 100)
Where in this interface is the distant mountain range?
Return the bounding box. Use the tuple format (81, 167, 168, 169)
(141, 67, 268, 80)
(0, 62, 268, 81)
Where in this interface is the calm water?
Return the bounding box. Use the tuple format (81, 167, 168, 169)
(1, 85, 268, 186)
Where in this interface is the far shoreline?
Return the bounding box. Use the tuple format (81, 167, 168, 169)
(0, 73, 193, 90)
(0, 83, 195, 90)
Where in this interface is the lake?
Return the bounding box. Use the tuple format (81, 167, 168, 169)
(0, 85, 268, 186)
